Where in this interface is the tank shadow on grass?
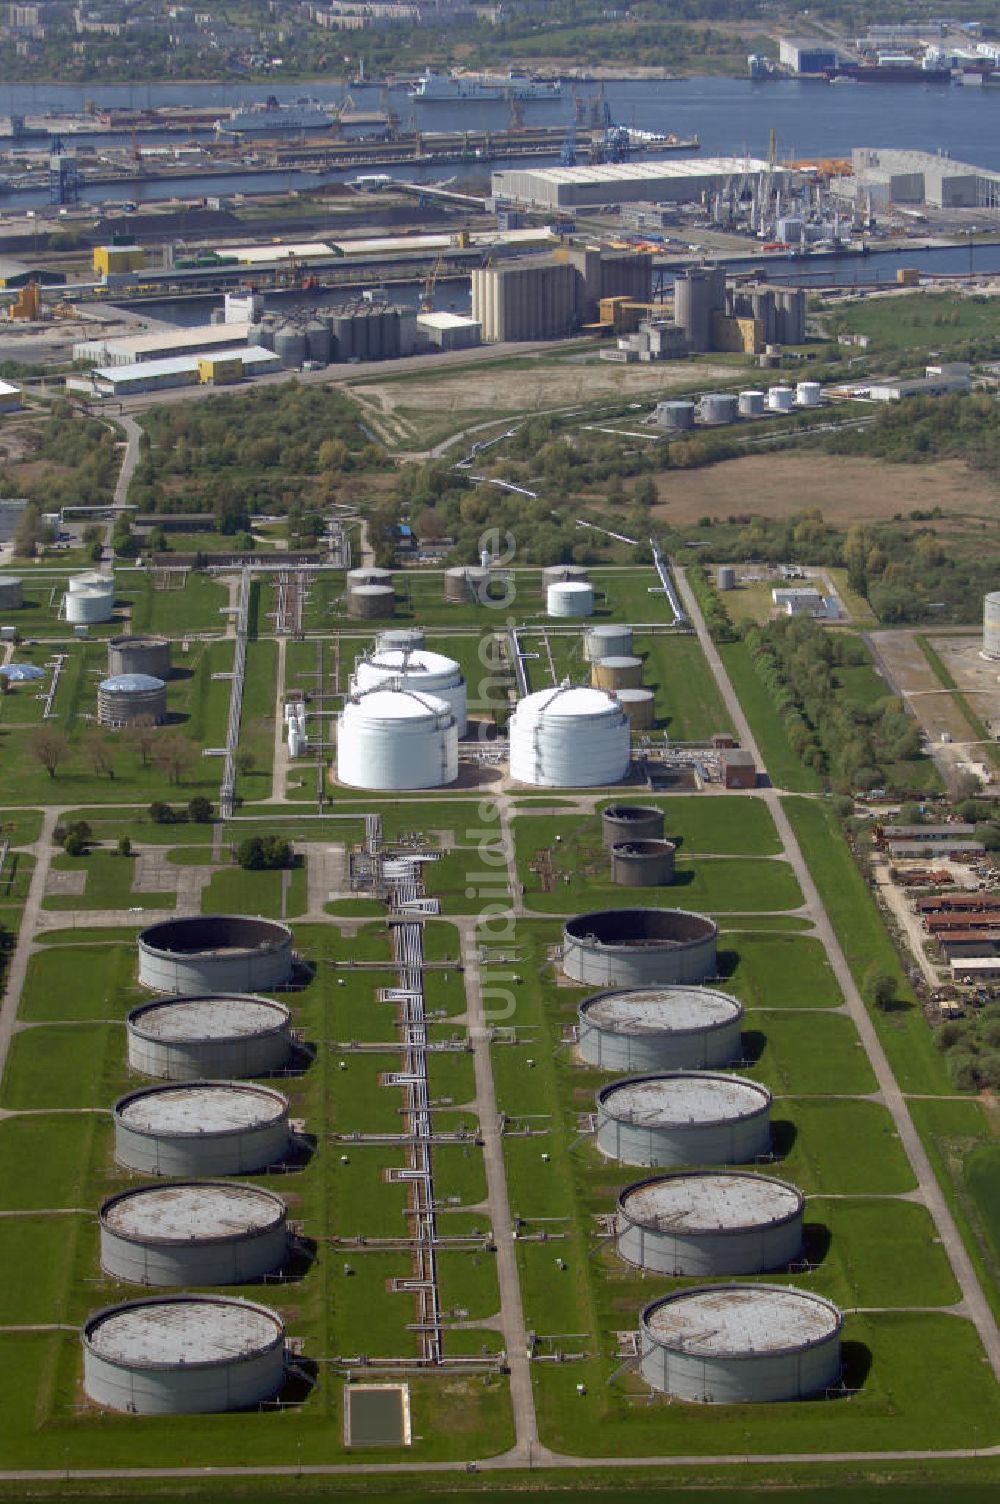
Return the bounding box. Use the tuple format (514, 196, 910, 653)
(735, 1028, 766, 1066)
(768, 1118, 797, 1161)
(799, 1220, 833, 1269)
(715, 948, 740, 980)
(839, 1339, 873, 1393)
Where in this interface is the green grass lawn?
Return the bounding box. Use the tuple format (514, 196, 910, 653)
(200, 861, 302, 919)
(720, 637, 822, 792)
(42, 848, 175, 912)
(19, 942, 139, 1021)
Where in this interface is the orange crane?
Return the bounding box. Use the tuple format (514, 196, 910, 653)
(420, 252, 445, 312)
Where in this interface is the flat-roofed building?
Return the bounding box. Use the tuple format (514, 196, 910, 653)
(492, 158, 790, 211)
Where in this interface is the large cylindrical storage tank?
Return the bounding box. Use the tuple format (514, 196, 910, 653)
(126, 995, 293, 1081)
(347, 567, 393, 589)
(595, 1072, 771, 1167)
(578, 985, 743, 1072)
(738, 390, 765, 418)
(656, 400, 696, 431)
(617, 688, 655, 729)
(543, 565, 589, 590)
(563, 908, 717, 987)
(337, 687, 458, 790)
(673, 270, 712, 353)
(699, 392, 738, 425)
(717, 565, 736, 592)
(444, 566, 472, 603)
(547, 581, 594, 619)
(347, 585, 394, 620)
(601, 804, 664, 848)
(592, 655, 643, 691)
(107, 635, 172, 680)
(983, 592, 1000, 660)
(99, 1182, 289, 1287)
(616, 1171, 804, 1277)
(508, 685, 629, 787)
(273, 326, 306, 369)
(68, 571, 111, 594)
(584, 623, 633, 662)
(82, 1295, 286, 1414)
(639, 1286, 842, 1404)
(768, 385, 794, 413)
(353, 647, 467, 736)
(0, 576, 23, 608)
(610, 839, 676, 887)
(97, 673, 167, 728)
(376, 627, 425, 654)
(305, 320, 332, 365)
(66, 586, 115, 625)
(137, 916, 294, 995)
(113, 1081, 290, 1176)
(795, 381, 821, 407)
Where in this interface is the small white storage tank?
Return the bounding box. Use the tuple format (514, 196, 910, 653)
(639, 1285, 842, 1403)
(113, 1081, 291, 1177)
(595, 1071, 771, 1166)
(82, 1295, 286, 1414)
(618, 1171, 804, 1276)
(0, 576, 23, 609)
(699, 392, 739, 425)
(795, 381, 822, 407)
(768, 385, 795, 413)
(99, 1182, 289, 1287)
(68, 571, 113, 595)
(543, 565, 589, 589)
(376, 627, 425, 653)
(508, 684, 629, 787)
(983, 592, 1000, 660)
(126, 995, 293, 1081)
(717, 565, 737, 591)
(578, 986, 743, 1072)
(547, 580, 595, 619)
(353, 647, 468, 736)
(337, 687, 458, 790)
(66, 586, 115, 625)
(738, 390, 765, 418)
(584, 623, 633, 662)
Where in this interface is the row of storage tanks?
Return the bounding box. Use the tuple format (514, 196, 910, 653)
(248, 302, 417, 369)
(657, 382, 822, 430)
(83, 914, 306, 1416)
(555, 808, 843, 1404)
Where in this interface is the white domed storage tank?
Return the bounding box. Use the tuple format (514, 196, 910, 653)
(82, 1295, 286, 1414)
(113, 1082, 290, 1176)
(983, 592, 1000, 660)
(543, 565, 589, 590)
(639, 1285, 842, 1403)
(66, 585, 115, 625)
(595, 1072, 771, 1167)
(547, 581, 595, 619)
(137, 916, 294, 995)
(563, 907, 717, 987)
(584, 623, 633, 662)
(337, 687, 458, 790)
(578, 986, 743, 1072)
(99, 1182, 289, 1286)
(353, 647, 468, 736)
(617, 1171, 804, 1277)
(768, 385, 795, 413)
(97, 673, 167, 727)
(508, 684, 629, 787)
(68, 571, 111, 594)
(126, 995, 293, 1081)
(795, 381, 822, 407)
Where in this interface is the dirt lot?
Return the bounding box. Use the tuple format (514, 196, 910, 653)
(934, 636, 1000, 743)
(870, 629, 997, 788)
(648, 454, 1000, 528)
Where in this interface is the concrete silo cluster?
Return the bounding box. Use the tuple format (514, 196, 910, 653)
(82, 915, 302, 1416)
(250, 300, 418, 370)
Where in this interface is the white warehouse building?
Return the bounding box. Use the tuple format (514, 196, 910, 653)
(491, 158, 791, 211)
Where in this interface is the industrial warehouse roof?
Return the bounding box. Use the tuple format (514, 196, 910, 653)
(83, 323, 252, 359)
(227, 241, 334, 263)
(599, 1073, 770, 1125)
(128, 995, 290, 1042)
(581, 986, 742, 1035)
(99, 673, 165, 693)
(645, 1286, 841, 1355)
(91, 346, 280, 385)
(495, 156, 773, 188)
(85, 1298, 283, 1366)
(102, 1182, 285, 1242)
(116, 1083, 287, 1135)
(621, 1172, 802, 1233)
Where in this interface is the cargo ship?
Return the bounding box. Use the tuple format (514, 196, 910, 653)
(217, 97, 335, 133)
(825, 64, 951, 83)
(408, 71, 562, 100)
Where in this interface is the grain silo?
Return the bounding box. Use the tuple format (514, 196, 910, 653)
(616, 1171, 804, 1277)
(273, 324, 307, 369)
(639, 1285, 842, 1403)
(578, 985, 743, 1072)
(113, 1081, 290, 1177)
(601, 804, 664, 848)
(610, 839, 677, 887)
(591, 655, 643, 691)
(0, 576, 23, 609)
(82, 1295, 286, 1414)
(584, 623, 633, 662)
(107, 635, 172, 679)
(595, 1072, 771, 1167)
(353, 646, 468, 736)
(767, 385, 795, 413)
(137, 915, 294, 995)
(547, 581, 595, 618)
(99, 1181, 289, 1286)
(347, 585, 395, 620)
(563, 907, 717, 987)
(336, 687, 458, 790)
(97, 673, 167, 728)
(126, 995, 293, 1081)
(983, 592, 1000, 660)
(616, 688, 655, 729)
(508, 684, 629, 787)
(738, 390, 766, 418)
(699, 393, 738, 425)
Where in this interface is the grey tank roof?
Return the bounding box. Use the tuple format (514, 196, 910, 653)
(115, 1082, 288, 1135)
(127, 995, 291, 1043)
(620, 1172, 803, 1233)
(599, 1073, 770, 1126)
(99, 673, 166, 693)
(644, 1285, 842, 1356)
(581, 987, 742, 1036)
(101, 1182, 286, 1244)
(84, 1297, 284, 1367)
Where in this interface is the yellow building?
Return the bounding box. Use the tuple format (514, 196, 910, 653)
(197, 354, 244, 385)
(710, 311, 764, 355)
(93, 243, 147, 276)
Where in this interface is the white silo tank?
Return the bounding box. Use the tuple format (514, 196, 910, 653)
(983, 592, 1000, 660)
(68, 571, 113, 595)
(795, 381, 821, 407)
(352, 647, 468, 736)
(336, 687, 458, 791)
(547, 581, 595, 619)
(768, 386, 794, 413)
(508, 683, 630, 787)
(66, 586, 115, 625)
(738, 390, 766, 418)
(585, 624, 633, 662)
